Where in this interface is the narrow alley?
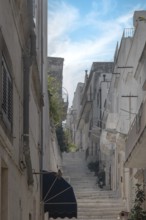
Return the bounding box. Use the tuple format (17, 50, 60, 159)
(54, 152, 125, 220)
(1, 1, 146, 220)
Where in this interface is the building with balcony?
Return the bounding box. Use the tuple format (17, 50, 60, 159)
(100, 10, 146, 211)
(71, 62, 113, 163)
(123, 14, 146, 209)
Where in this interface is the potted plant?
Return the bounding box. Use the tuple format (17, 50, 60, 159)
(129, 183, 146, 220)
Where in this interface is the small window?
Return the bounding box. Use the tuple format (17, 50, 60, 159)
(1, 55, 13, 130)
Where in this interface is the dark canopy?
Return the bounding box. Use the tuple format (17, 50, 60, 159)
(42, 171, 77, 219)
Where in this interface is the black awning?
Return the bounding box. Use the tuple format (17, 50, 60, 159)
(42, 171, 77, 219)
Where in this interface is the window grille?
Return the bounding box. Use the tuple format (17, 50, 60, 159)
(1, 55, 13, 128)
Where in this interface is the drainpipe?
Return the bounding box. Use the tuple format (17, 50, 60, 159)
(40, 1, 45, 220)
(99, 78, 111, 128)
(23, 54, 33, 185)
(23, 0, 36, 186)
(99, 88, 102, 129)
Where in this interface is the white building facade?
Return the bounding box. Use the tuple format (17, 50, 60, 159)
(0, 1, 62, 220)
(100, 10, 146, 211)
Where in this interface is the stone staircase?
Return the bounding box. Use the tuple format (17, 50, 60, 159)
(53, 151, 125, 220)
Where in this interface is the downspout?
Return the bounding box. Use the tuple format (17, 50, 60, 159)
(99, 87, 102, 169)
(23, 54, 33, 185)
(40, 1, 45, 220)
(99, 78, 111, 128)
(23, 0, 36, 186)
(99, 88, 102, 128)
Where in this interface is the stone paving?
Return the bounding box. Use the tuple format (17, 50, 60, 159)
(53, 151, 125, 220)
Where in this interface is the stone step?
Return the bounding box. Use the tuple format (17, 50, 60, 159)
(77, 209, 122, 213)
(71, 179, 97, 182)
(78, 207, 122, 211)
(71, 182, 97, 185)
(56, 218, 118, 220)
(77, 202, 123, 206)
(69, 178, 96, 181)
(70, 177, 97, 180)
(76, 192, 118, 197)
(71, 181, 97, 184)
(54, 219, 117, 220)
(76, 194, 120, 199)
(73, 186, 97, 189)
(76, 190, 117, 194)
(74, 188, 98, 192)
(76, 196, 120, 200)
(77, 199, 122, 202)
(76, 191, 118, 196)
(71, 180, 97, 183)
(78, 216, 118, 220)
(64, 173, 91, 175)
(61, 152, 125, 220)
(78, 214, 119, 217)
(77, 212, 120, 216)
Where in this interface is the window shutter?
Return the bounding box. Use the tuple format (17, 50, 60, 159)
(1, 56, 13, 127)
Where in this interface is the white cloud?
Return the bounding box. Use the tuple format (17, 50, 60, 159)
(47, 1, 144, 106)
(48, 1, 80, 53)
(102, 0, 117, 14)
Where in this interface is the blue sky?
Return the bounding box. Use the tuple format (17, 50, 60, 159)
(48, 0, 146, 106)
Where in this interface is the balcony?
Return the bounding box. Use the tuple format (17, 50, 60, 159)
(123, 28, 135, 38)
(125, 101, 146, 168)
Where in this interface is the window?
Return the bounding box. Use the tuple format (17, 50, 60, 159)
(0, 29, 13, 134)
(1, 55, 13, 129)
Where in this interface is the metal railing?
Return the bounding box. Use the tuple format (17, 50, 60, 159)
(123, 28, 135, 38)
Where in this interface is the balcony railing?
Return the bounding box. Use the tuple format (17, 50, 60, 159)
(123, 28, 135, 38)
